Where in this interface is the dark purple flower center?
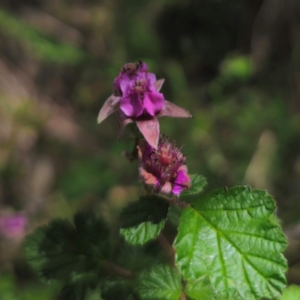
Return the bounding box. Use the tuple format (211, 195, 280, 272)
(141, 138, 186, 185)
(134, 79, 147, 95)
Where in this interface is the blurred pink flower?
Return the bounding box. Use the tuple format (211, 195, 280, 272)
(0, 214, 27, 240)
(97, 61, 192, 148)
(137, 136, 190, 196)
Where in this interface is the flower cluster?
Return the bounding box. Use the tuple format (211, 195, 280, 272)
(98, 61, 191, 149)
(138, 137, 190, 196)
(98, 61, 191, 196)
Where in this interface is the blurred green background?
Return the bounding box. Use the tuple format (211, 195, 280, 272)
(0, 0, 300, 299)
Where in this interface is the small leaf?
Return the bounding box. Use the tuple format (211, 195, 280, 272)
(120, 221, 165, 245)
(181, 174, 207, 197)
(174, 186, 287, 300)
(138, 265, 182, 300)
(120, 195, 169, 244)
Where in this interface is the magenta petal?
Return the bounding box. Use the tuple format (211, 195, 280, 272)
(120, 92, 143, 118)
(154, 79, 165, 92)
(172, 166, 190, 195)
(120, 76, 132, 94)
(171, 184, 182, 196)
(157, 100, 192, 118)
(116, 109, 133, 138)
(136, 117, 160, 149)
(175, 167, 190, 185)
(143, 91, 164, 116)
(97, 95, 120, 124)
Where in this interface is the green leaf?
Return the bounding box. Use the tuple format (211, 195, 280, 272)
(58, 284, 87, 300)
(116, 243, 157, 273)
(181, 174, 207, 197)
(279, 285, 300, 300)
(24, 212, 110, 283)
(184, 276, 241, 300)
(100, 280, 140, 300)
(85, 287, 103, 300)
(138, 265, 182, 300)
(120, 195, 169, 244)
(174, 186, 287, 300)
(185, 276, 219, 300)
(185, 277, 211, 300)
(0, 275, 58, 300)
(120, 221, 165, 245)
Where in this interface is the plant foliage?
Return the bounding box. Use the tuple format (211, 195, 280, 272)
(174, 186, 287, 299)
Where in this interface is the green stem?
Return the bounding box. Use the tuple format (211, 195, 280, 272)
(157, 233, 175, 266)
(102, 260, 135, 279)
(169, 198, 190, 208)
(179, 292, 187, 300)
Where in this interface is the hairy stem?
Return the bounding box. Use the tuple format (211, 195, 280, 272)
(179, 292, 187, 300)
(157, 232, 175, 265)
(169, 198, 190, 208)
(104, 261, 135, 279)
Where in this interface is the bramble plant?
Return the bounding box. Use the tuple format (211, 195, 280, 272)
(24, 62, 287, 300)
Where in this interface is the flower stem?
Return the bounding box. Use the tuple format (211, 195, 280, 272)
(104, 261, 135, 279)
(157, 232, 175, 265)
(169, 198, 190, 209)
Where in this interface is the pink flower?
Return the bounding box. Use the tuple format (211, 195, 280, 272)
(137, 136, 190, 196)
(97, 61, 192, 149)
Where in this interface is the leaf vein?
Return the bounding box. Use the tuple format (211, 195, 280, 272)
(197, 211, 284, 294)
(216, 233, 229, 293)
(242, 258, 257, 298)
(222, 230, 285, 245)
(197, 204, 270, 212)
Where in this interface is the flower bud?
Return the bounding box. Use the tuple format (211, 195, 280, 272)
(138, 136, 190, 196)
